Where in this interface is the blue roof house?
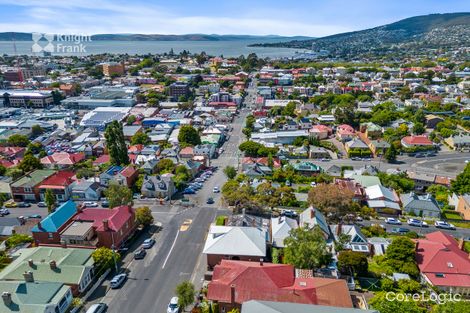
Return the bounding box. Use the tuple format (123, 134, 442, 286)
(32, 200, 77, 245)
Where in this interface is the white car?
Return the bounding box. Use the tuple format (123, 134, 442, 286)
(83, 201, 99, 207)
(167, 297, 180, 313)
(407, 218, 428, 227)
(110, 273, 127, 289)
(385, 218, 402, 225)
(310, 182, 317, 187)
(213, 186, 220, 193)
(434, 221, 456, 230)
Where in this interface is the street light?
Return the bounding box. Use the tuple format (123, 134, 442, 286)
(110, 231, 119, 273)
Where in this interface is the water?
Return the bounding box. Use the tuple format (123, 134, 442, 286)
(0, 39, 304, 58)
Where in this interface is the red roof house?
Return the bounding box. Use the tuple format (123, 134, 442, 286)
(41, 152, 85, 169)
(128, 144, 144, 154)
(309, 125, 333, 140)
(401, 135, 434, 148)
(207, 260, 353, 312)
(92, 154, 110, 167)
(38, 171, 76, 202)
(0, 146, 25, 159)
(415, 231, 470, 293)
(59, 205, 136, 248)
(336, 124, 355, 141)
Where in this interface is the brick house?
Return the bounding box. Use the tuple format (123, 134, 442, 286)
(11, 169, 56, 202)
(38, 171, 76, 202)
(99, 165, 138, 187)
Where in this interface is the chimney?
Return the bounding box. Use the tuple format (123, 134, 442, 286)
(60, 240, 67, 249)
(49, 260, 57, 270)
(23, 271, 34, 282)
(337, 223, 342, 236)
(28, 259, 34, 267)
(1, 292, 11, 306)
(260, 258, 264, 266)
(103, 219, 109, 231)
(310, 207, 315, 219)
(230, 284, 236, 304)
(458, 238, 465, 251)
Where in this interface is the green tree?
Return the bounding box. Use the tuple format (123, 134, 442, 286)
(337, 250, 368, 276)
(178, 125, 201, 146)
(135, 206, 154, 226)
(92, 247, 120, 271)
(283, 226, 332, 270)
(0, 165, 6, 176)
(18, 152, 42, 172)
(223, 166, 237, 179)
(384, 144, 398, 162)
(44, 189, 56, 213)
(105, 184, 133, 209)
(432, 301, 470, 313)
(307, 184, 355, 221)
(412, 122, 425, 135)
(451, 163, 470, 194)
(7, 134, 30, 147)
(126, 115, 137, 125)
(131, 132, 151, 145)
(104, 121, 129, 166)
(282, 101, 297, 117)
(369, 292, 425, 313)
(31, 125, 44, 137)
(397, 279, 421, 293)
(384, 237, 419, 277)
(155, 158, 175, 174)
(175, 281, 195, 311)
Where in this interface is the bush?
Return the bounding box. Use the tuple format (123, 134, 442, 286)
(5, 234, 33, 249)
(381, 277, 395, 291)
(215, 215, 227, 226)
(397, 279, 421, 293)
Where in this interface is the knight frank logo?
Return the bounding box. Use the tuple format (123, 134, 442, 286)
(31, 32, 91, 54)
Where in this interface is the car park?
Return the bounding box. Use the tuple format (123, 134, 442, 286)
(142, 238, 156, 249)
(167, 297, 180, 313)
(110, 273, 127, 289)
(407, 218, 428, 227)
(434, 221, 456, 230)
(134, 249, 147, 260)
(86, 303, 108, 313)
(385, 218, 402, 225)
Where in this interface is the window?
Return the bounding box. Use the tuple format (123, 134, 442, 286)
(24, 187, 32, 193)
(48, 232, 54, 239)
(435, 273, 445, 278)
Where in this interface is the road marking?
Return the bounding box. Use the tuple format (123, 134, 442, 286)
(162, 229, 180, 269)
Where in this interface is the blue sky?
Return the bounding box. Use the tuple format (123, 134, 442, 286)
(0, 0, 468, 36)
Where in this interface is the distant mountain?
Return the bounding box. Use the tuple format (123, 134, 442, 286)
(0, 32, 313, 42)
(250, 13, 470, 55)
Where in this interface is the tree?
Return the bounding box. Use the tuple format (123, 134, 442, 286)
(178, 125, 201, 147)
(18, 152, 42, 172)
(384, 237, 419, 277)
(7, 134, 30, 147)
(283, 226, 332, 270)
(223, 166, 237, 179)
(0, 165, 6, 176)
(451, 163, 470, 194)
(31, 125, 44, 137)
(104, 121, 129, 166)
(92, 247, 120, 271)
(175, 281, 195, 311)
(155, 158, 175, 174)
(307, 184, 355, 220)
(135, 206, 154, 226)
(337, 251, 368, 276)
(44, 189, 56, 213)
(105, 184, 133, 209)
(370, 292, 425, 313)
(432, 301, 470, 313)
(282, 101, 296, 117)
(131, 132, 151, 145)
(384, 144, 397, 162)
(412, 122, 425, 135)
(126, 115, 136, 125)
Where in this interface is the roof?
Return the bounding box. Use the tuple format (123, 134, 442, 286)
(401, 135, 433, 146)
(365, 184, 397, 202)
(400, 193, 440, 213)
(72, 206, 133, 232)
(0, 246, 93, 286)
(0, 281, 71, 313)
(38, 171, 75, 189)
(40, 152, 85, 165)
(208, 260, 353, 308)
(32, 200, 77, 233)
(416, 231, 470, 288)
(299, 207, 330, 237)
(11, 169, 56, 188)
(349, 175, 381, 188)
(203, 225, 266, 257)
(271, 217, 298, 248)
(241, 300, 377, 313)
(92, 154, 110, 165)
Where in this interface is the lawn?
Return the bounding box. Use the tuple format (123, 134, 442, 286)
(442, 211, 463, 220)
(215, 215, 227, 226)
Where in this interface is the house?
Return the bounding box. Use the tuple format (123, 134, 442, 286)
(10, 169, 56, 202)
(271, 216, 298, 248)
(0, 281, 73, 313)
(179, 146, 194, 159)
(282, 120, 299, 131)
(309, 124, 332, 140)
(368, 237, 391, 256)
(92, 154, 110, 167)
(70, 180, 102, 201)
(334, 179, 365, 202)
(299, 118, 312, 130)
(193, 144, 217, 159)
(241, 157, 281, 170)
(425, 114, 444, 129)
(291, 162, 321, 176)
(456, 195, 470, 220)
(141, 174, 176, 199)
(415, 231, 470, 295)
(359, 122, 382, 139)
(445, 134, 470, 151)
(325, 165, 342, 177)
(407, 171, 436, 190)
(299, 207, 331, 239)
(141, 144, 160, 156)
(127, 144, 144, 155)
(0, 246, 94, 295)
(243, 164, 272, 178)
(308, 146, 331, 159)
(331, 224, 369, 253)
(401, 135, 433, 148)
(207, 260, 353, 312)
(336, 124, 355, 141)
(122, 125, 143, 140)
(345, 138, 371, 156)
(40, 152, 85, 169)
(60, 205, 136, 248)
(401, 193, 441, 218)
(0, 146, 25, 159)
(99, 165, 138, 187)
(32, 200, 77, 245)
(203, 225, 267, 269)
(38, 171, 76, 202)
(365, 184, 401, 214)
(241, 300, 378, 313)
(368, 140, 390, 156)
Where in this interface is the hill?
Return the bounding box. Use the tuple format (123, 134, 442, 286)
(250, 13, 470, 56)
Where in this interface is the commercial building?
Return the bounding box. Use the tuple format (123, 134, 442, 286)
(0, 90, 54, 108)
(102, 62, 125, 76)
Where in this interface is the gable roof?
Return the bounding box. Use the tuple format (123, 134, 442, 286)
(11, 169, 56, 188)
(242, 300, 377, 313)
(401, 193, 440, 212)
(271, 217, 298, 248)
(203, 225, 266, 257)
(37, 171, 75, 189)
(72, 205, 133, 232)
(365, 184, 397, 202)
(40, 152, 85, 165)
(32, 200, 77, 233)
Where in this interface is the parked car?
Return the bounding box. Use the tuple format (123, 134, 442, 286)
(385, 217, 402, 225)
(4, 201, 17, 208)
(0, 209, 9, 216)
(213, 186, 220, 193)
(134, 249, 147, 260)
(434, 221, 456, 230)
(17, 202, 31, 208)
(281, 209, 298, 218)
(407, 218, 428, 227)
(142, 238, 156, 249)
(83, 201, 98, 207)
(206, 197, 215, 204)
(28, 214, 41, 219)
(391, 227, 410, 234)
(310, 182, 317, 187)
(110, 273, 127, 289)
(167, 297, 180, 313)
(101, 200, 109, 208)
(86, 303, 108, 313)
(37, 202, 47, 207)
(415, 153, 425, 158)
(183, 188, 196, 195)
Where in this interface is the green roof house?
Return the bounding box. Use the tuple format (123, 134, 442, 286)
(10, 169, 55, 202)
(291, 162, 322, 177)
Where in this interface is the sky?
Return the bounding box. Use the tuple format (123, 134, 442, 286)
(0, 0, 468, 37)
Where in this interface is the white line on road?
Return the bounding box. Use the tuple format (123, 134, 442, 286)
(162, 229, 180, 269)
